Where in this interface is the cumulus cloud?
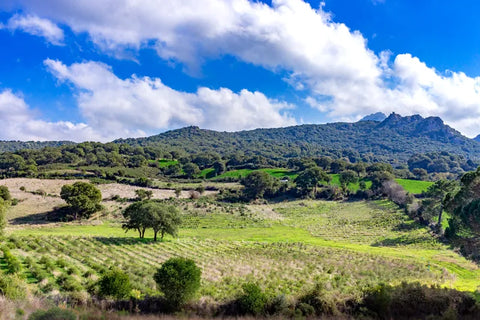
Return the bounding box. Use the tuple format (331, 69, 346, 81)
(5, 14, 64, 45)
(44, 59, 296, 139)
(0, 90, 97, 141)
(3, 0, 480, 136)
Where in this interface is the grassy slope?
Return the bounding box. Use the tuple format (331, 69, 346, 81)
(6, 199, 479, 299)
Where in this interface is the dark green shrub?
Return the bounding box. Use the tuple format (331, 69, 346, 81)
(98, 268, 132, 299)
(154, 257, 201, 308)
(0, 185, 11, 201)
(28, 307, 76, 320)
(238, 282, 267, 316)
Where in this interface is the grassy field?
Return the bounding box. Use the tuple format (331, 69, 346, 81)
(3, 184, 480, 302)
(395, 178, 433, 194)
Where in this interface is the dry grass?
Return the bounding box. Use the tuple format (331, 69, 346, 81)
(1, 178, 217, 224)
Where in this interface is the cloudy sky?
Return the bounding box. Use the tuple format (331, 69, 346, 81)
(1, 0, 480, 141)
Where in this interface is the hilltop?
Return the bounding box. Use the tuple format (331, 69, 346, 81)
(117, 113, 480, 164)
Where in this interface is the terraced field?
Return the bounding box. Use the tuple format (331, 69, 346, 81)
(3, 197, 479, 302)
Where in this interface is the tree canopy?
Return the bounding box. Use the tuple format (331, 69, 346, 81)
(60, 182, 102, 220)
(122, 200, 181, 241)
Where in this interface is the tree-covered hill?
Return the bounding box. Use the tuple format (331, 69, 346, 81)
(0, 140, 74, 153)
(116, 113, 480, 164)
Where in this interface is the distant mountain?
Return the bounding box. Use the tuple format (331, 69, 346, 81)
(474, 135, 480, 143)
(116, 113, 480, 164)
(359, 112, 387, 122)
(0, 140, 74, 153)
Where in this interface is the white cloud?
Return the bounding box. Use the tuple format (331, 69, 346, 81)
(44, 59, 296, 140)
(3, 0, 480, 137)
(0, 90, 97, 141)
(5, 14, 64, 45)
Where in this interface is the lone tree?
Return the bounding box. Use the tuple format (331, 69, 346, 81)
(154, 257, 201, 308)
(60, 182, 102, 220)
(123, 200, 181, 241)
(241, 171, 276, 200)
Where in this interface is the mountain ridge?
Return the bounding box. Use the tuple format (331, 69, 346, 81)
(115, 113, 480, 164)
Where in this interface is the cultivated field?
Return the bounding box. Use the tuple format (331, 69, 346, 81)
(2, 179, 479, 305)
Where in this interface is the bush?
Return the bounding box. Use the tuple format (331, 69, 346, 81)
(2, 248, 22, 274)
(361, 282, 479, 319)
(0, 185, 11, 201)
(28, 307, 76, 320)
(0, 272, 28, 300)
(154, 257, 201, 308)
(238, 282, 268, 315)
(98, 268, 132, 299)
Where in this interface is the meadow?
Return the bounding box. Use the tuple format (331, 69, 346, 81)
(2, 180, 479, 306)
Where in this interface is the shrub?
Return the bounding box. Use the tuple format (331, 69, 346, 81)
(238, 282, 268, 316)
(28, 307, 76, 320)
(154, 257, 201, 308)
(0, 186, 11, 201)
(2, 248, 22, 274)
(0, 272, 28, 300)
(98, 268, 132, 299)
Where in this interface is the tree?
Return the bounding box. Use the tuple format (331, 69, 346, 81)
(60, 182, 102, 220)
(295, 166, 330, 196)
(98, 268, 132, 299)
(241, 171, 276, 200)
(135, 189, 153, 200)
(212, 161, 226, 176)
(339, 170, 358, 189)
(420, 180, 458, 226)
(183, 163, 200, 178)
(122, 201, 181, 241)
(154, 257, 201, 308)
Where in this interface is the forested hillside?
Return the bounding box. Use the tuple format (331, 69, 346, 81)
(0, 140, 74, 153)
(117, 113, 480, 164)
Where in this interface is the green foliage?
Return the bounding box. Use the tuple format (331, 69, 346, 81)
(0, 198, 6, 237)
(154, 257, 201, 307)
(0, 186, 11, 201)
(295, 166, 330, 195)
(2, 247, 22, 274)
(339, 169, 358, 188)
(123, 201, 181, 241)
(241, 171, 276, 200)
(238, 282, 267, 315)
(183, 162, 200, 178)
(98, 268, 132, 299)
(60, 182, 102, 220)
(361, 282, 478, 319)
(0, 271, 27, 300)
(28, 307, 76, 320)
(135, 189, 153, 200)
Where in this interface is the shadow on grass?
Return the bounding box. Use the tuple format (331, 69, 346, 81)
(371, 235, 433, 247)
(9, 206, 72, 225)
(93, 236, 166, 245)
(392, 220, 424, 232)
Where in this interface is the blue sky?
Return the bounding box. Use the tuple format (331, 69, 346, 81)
(1, 0, 480, 141)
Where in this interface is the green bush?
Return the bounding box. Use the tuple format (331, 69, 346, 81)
(28, 307, 76, 320)
(154, 257, 201, 308)
(0, 272, 28, 300)
(0, 185, 11, 201)
(238, 282, 267, 316)
(2, 248, 22, 274)
(98, 268, 132, 299)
